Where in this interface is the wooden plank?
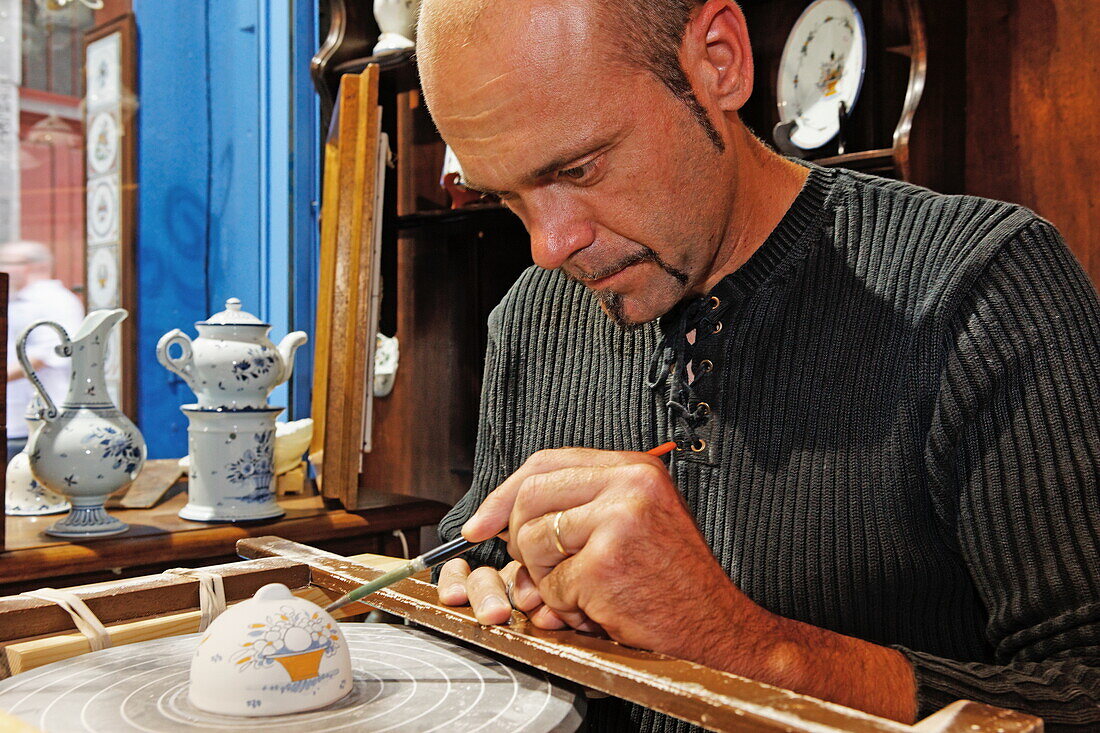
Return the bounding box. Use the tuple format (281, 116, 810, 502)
(237, 537, 1041, 733)
(321, 71, 362, 504)
(110, 459, 184, 509)
(310, 77, 347, 460)
(1, 586, 367, 677)
(0, 558, 309, 643)
(323, 64, 381, 508)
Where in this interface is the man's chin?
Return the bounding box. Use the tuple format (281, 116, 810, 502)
(594, 289, 660, 329)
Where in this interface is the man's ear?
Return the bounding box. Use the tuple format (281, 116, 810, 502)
(682, 0, 754, 113)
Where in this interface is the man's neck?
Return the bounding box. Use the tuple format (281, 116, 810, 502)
(701, 131, 810, 293)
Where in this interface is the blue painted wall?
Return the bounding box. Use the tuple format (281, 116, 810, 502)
(134, 0, 319, 458)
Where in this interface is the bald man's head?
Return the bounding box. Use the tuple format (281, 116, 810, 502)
(418, 0, 720, 150)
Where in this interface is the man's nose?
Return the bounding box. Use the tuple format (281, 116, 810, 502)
(523, 194, 596, 271)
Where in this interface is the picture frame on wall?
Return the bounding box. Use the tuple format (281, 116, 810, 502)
(83, 13, 138, 417)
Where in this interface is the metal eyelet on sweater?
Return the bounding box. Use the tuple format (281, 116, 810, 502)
(709, 296, 720, 310)
(690, 439, 707, 453)
(711, 321, 723, 334)
(698, 359, 714, 374)
(696, 402, 711, 416)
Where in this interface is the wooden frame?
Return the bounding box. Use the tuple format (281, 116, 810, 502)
(0, 537, 1043, 731)
(1, 272, 7, 550)
(313, 66, 383, 508)
(238, 538, 1043, 733)
(82, 13, 138, 417)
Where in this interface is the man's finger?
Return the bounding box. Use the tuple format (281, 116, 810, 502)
(513, 506, 597, 584)
(528, 603, 569, 630)
(508, 465, 652, 547)
(463, 448, 654, 542)
(437, 558, 471, 606)
(506, 563, 543, 612)
(466, 566, 513, 626)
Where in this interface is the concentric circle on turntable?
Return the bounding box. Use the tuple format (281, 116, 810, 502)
(0, 624, 584, 732)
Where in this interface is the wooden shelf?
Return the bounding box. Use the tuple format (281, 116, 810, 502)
(812, 148, 900, 175)
(0, 490, 447, 589)
(397, 203, 510, 231)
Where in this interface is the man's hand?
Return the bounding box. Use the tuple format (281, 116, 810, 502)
(437, 557, 586, 630)
(456, 448, 757, 666)
(452, 447, 918, 723)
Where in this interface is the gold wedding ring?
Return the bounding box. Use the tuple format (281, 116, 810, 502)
(552, 510, 569, 557)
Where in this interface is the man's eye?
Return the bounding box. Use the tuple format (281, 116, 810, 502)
(558, 161, 594, 181)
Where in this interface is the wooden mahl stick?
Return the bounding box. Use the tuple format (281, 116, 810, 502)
(236, 536, 1041, 733)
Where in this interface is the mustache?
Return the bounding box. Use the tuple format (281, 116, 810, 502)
(569, 247, 689, 286)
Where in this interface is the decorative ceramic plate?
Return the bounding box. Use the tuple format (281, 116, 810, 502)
(87, 111, 120, 175)
(776, 0, 866, 150)
(87, 245, 120, 308)
(87, 177, 119, 244)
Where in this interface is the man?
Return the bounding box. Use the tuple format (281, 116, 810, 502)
(1, 241, 84, 459)
(417, 0, 1100, 729)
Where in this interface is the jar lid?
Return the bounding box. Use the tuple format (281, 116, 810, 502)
(197, 298, 270, 327)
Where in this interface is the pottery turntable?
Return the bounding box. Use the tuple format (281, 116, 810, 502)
(0, 538, 1042, 732)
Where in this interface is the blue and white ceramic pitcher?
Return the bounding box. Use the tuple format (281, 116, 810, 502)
(17, 308, 146, 538)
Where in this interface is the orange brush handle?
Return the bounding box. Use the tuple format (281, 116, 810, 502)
(646, 441, 678, 457)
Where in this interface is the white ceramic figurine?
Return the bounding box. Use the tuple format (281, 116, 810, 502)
(373, 0, 421, 55)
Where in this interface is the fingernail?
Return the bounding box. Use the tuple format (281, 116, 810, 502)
(484, 596, 509, 612)
(447, 585, 464, 598)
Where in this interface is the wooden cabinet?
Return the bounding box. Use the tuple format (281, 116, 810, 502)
(312, 7, 533, 508)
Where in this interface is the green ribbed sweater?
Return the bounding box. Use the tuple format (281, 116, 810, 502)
(437, 166, 1100, 731)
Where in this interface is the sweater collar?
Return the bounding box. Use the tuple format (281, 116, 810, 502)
(657, 163, 836, 336)
(710, 162, 835, 305)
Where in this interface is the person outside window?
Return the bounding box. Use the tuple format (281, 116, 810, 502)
(0, 241, 85, 460)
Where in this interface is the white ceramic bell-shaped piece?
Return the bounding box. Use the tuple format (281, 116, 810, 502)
(373, 0, 421, 55)
(5, 397, 69, 516)
(189, 583, 353, 716)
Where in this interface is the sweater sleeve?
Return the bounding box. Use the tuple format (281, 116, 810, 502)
(434, 302, 514, 575)
(902, 219, 1100, 730)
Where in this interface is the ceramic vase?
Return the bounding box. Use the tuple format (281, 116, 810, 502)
(179, 405, 285, 522)
(17, 309, 146, 538)
(189, 583, 352, 716)
(156, 298, 307, 410)
(372, 0, 420, 55)
(5, 397, 70, 516)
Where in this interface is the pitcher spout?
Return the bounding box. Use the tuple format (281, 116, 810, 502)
(71, 308, 127, 345)
(276, 331, 309, 387)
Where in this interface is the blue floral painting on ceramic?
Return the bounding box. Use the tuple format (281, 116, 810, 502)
(226, 432, 275, 503)
(233, 350, 278, 382)
(82, 425, 140, 474)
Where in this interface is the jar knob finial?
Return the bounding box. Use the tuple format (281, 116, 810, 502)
(225, 297, 242, 311)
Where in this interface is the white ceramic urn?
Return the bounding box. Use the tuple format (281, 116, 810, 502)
(179, 405, 284, 522)
(156, 298, 308, 410)
(189, 583, 353, 716)
(373, 0, 420, 55)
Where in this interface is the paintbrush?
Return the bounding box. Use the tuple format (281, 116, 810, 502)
(323, 441, 678, 613)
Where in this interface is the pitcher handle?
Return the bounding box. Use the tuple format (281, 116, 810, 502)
(156, 329, 199, 392)
(16, 320, 72, 422)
